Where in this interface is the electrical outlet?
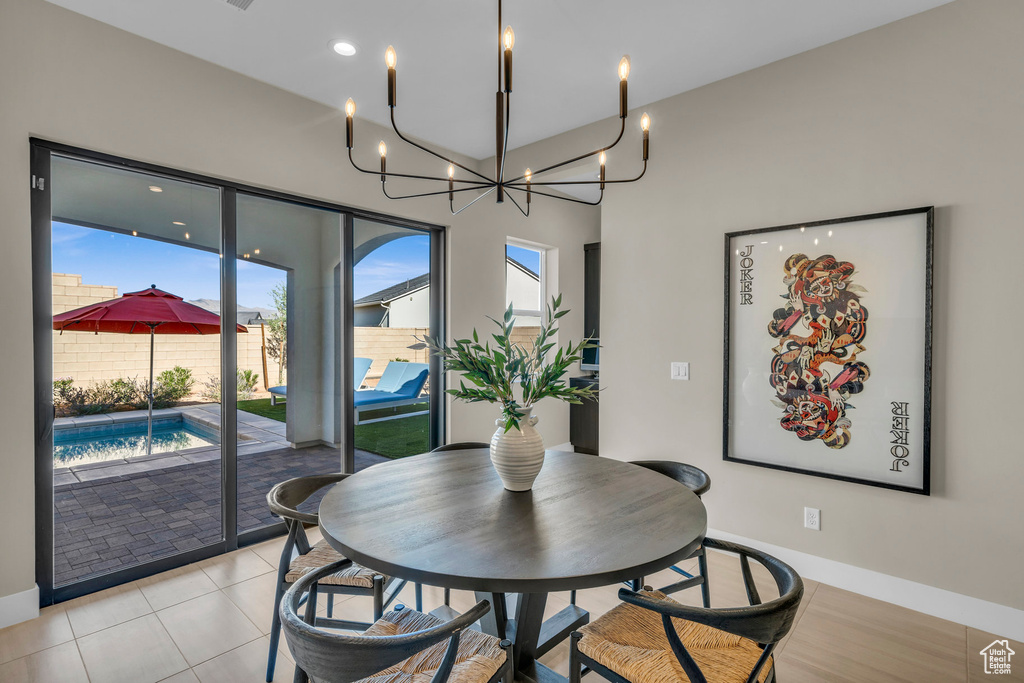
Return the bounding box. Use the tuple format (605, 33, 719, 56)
(671, 362, 689, 380)
(804, 507, 821, 531)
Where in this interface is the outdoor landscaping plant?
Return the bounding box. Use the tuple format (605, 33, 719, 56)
(421, 295, 597, 432)
(53, 366, 195, 416)
(199, 368, 261, 402)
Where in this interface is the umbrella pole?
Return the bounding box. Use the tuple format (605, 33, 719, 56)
(148, 325, 154, 456)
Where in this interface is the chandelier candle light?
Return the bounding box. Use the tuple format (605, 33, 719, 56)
(344, 0, 650, 216)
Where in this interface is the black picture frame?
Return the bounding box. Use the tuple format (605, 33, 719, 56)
(723, 207, 933, 495)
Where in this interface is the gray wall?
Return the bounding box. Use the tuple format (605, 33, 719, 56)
(513, 0, 1021, 609)
(0, 0, 599, 603)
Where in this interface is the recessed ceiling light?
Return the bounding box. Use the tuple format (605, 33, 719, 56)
(173, 221, 186, 226)
(149, 185, 163, 193)
(332, 41, 357, 57)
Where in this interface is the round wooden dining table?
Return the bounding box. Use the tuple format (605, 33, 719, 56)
(319, 449, 707, 683)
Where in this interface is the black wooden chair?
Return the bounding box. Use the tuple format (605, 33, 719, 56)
(265, 473, 417, 682)
(430, 442, 490, 609)
(628, 460, 712, 606)
(282, 558, 515, 683)
(568, 538, 803, 683)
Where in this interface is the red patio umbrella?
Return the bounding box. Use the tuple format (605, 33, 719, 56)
(53, 286, 247, 455)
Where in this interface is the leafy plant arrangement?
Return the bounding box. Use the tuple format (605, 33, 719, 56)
(421, 295, 597, 432)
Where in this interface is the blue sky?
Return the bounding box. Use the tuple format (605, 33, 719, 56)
(52, 223, 541, 309)
(52, 222, 443, 309)
(506, 244, 541, 275)
(353, 235, 429, 300)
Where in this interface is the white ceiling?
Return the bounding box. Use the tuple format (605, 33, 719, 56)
(46, 0, 951, 160)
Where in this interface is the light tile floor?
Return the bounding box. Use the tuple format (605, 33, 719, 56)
(1, 532, 1021, 682)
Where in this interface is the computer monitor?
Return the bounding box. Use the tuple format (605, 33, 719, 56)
(580, 340, 599, 372)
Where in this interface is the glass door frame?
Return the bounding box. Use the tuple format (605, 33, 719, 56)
(31, 139, 446, 605)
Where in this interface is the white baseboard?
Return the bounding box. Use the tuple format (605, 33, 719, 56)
(708, 529, 1024, 642)
(0, 585, 39, 630)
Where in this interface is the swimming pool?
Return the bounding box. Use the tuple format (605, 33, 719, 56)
(54, 418, 219, 467)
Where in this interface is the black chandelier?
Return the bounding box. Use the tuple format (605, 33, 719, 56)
(344, 0, 650, 216)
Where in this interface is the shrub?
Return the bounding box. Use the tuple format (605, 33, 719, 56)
(53, 367, 196, 416)
(54, 379, 117, 415)
(155, 366, 194, 405)
(109, 377, 144, 406)
(237, 369, 259, 400)
(200, 369, 260, 402)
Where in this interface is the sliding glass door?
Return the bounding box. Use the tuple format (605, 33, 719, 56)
(32, 141, 445, 602)
(234, 193, 346, 534)
(44, 154, 225, 596)
(351, 219, 442, 468)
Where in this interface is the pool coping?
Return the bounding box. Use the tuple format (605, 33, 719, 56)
(53, 406, 291, 486)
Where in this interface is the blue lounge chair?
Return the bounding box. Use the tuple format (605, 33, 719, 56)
(354, 361, 429, 425)
(269, 357, 373, 406)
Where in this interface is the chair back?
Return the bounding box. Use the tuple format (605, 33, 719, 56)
(354, 357, 373, 389)
(267, 473, 347, 560)
(431, 442, 490, 453)
(282, 559, 491, 683)
(619, 537, 803, 682)
(630, 460, 711, 498)
(374, 361, 429, 397)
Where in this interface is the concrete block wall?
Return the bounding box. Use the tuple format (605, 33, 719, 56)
(51, 274, 272, 394)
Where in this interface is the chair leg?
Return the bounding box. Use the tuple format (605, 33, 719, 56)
(373, 575, 385, 621)
(697, 547, 711, 608)
(569, 632, 583, 683)
(326, 593, 334, 618)
(293, 585, 318, 683)
(415, 583, 423, 612)
(501, 639, 514, 683)
(266, 581, 285, 682)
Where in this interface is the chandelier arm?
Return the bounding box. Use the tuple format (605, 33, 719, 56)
(505, 184, 604, 207)
(505, 189, 530, 217)
(507, 160, 647, 187)
(504, 117, 626, 185)
(498, 91, 511, 186)
(451, 186, 498, 215)
(389, 109, 493, 183)
(382, 183, 498, 201)
(348, 148, 491, 185)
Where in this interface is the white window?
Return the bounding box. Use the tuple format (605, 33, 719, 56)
(506, 241, 546, 327)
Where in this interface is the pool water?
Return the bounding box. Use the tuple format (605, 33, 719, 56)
(54, 422, 218, 467)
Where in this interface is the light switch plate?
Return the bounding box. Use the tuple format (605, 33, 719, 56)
(671, 362, 689, 380)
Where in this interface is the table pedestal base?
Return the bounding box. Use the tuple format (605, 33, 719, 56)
(455, 591, 589, 682)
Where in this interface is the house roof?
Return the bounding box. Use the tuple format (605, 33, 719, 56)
(354, 273, 431, 307)
(507, 256, 539, 280)
(355, 256, 536, 308)
(187, 298, 274, 326)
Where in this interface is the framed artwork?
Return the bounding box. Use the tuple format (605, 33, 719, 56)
(723, 207, 933, 494)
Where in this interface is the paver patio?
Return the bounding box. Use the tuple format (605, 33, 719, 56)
(52, 406, 390, 586)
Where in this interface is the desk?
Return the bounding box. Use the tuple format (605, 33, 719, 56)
(319, 450, 706, 681)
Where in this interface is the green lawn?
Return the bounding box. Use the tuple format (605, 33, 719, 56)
(236, 398, 428, 459)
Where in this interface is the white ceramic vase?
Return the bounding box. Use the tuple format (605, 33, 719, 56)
(490, 406, 545, 491)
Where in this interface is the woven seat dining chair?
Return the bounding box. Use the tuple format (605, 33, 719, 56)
(627, 460, 712, 606)
(282, 558, 515, 683)
(265, 473, 419, 682)
(568, 537, 803, 683)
